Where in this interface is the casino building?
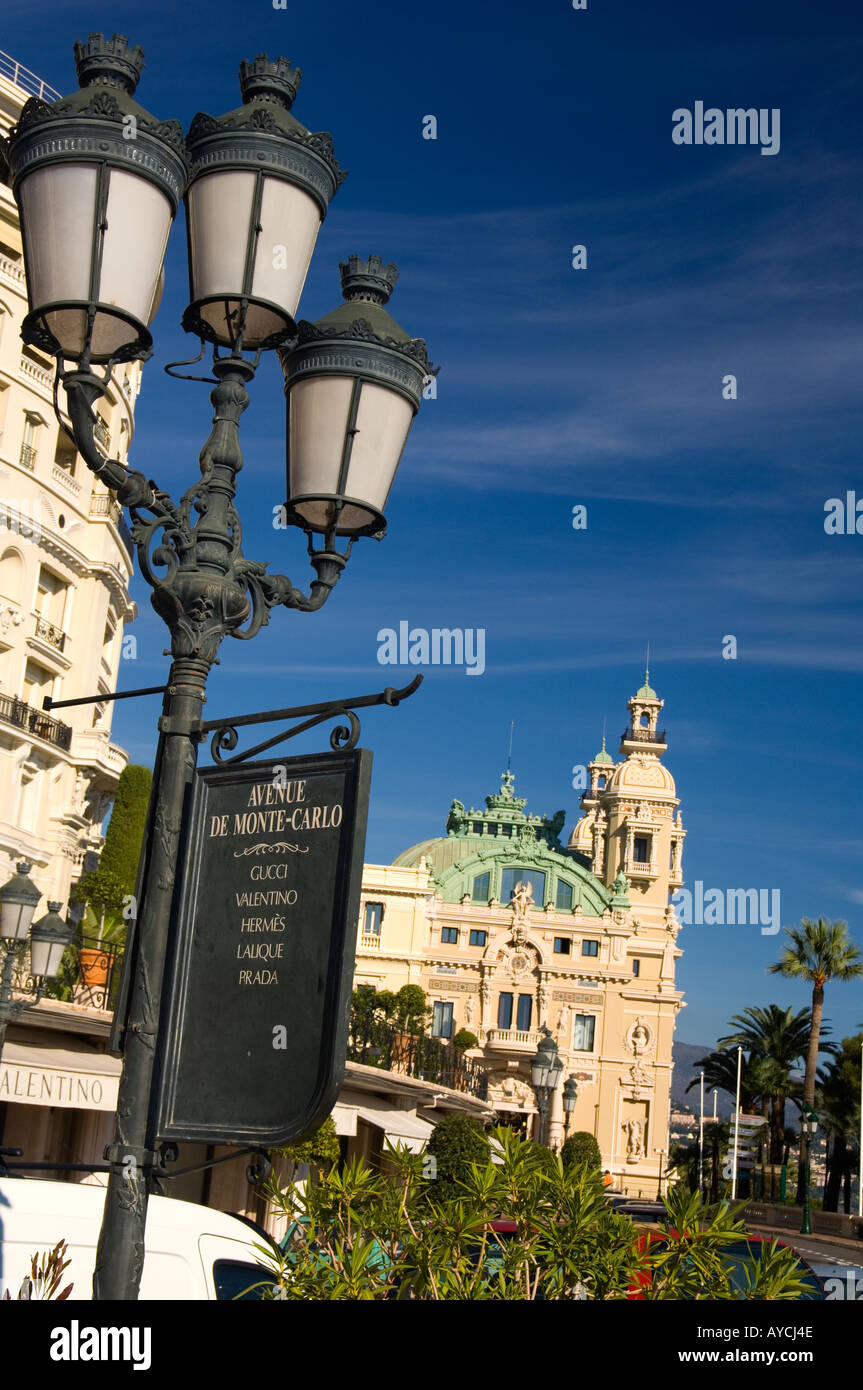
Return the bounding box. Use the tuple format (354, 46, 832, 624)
(354, 672, 687, 1196)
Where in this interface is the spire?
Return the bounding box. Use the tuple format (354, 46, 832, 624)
(636, 649, 657, 700)
(592, 727, 613, 765)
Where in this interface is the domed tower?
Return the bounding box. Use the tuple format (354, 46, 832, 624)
(599, 668, 685, 926)
(568, 735, 615, 867)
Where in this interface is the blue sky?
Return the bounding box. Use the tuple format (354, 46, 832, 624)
(4, 0, 862, 1048)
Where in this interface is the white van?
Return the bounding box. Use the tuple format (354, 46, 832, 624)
(0, 1177, 277, 1300)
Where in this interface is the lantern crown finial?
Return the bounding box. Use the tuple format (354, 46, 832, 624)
(73, 32, 145, 95)
(339, 254, 399, 306)
(239, 54, 302, 110)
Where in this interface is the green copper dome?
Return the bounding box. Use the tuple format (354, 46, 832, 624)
(636, 665, 657, 699)
(392, 772, 613, 916)
(592, 736, 613, 765)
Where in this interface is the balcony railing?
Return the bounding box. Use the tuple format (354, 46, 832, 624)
(0, 50, 62, 100)
(43, 935, 126, 1013)
(33, 613, 66, 652)
(621, 727, 666, 744)
(18, 442, 36, 470)
(348, 1022, 489, 1100)
(360, 932, 381, 951)
(0, 252, 25, 287)
(0, 693, 72, 750)
(89, 493, 134, 561)
(484, 1028, 539, 1050)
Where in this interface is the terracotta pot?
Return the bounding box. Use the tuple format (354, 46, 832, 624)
(79, 946, 109, 987)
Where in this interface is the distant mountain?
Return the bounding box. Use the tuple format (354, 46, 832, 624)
(671, 1041, 733, 1118)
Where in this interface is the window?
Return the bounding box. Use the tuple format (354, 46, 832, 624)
(471, 821, 484, 835)
(632, 959, 641, 977)
(500, 867, 546, 907)
(556, 881, 573, 911)
(53, 428, 77, 474)
(497, 992, 513, 1030)
(553, 937, 571, 955)
(441, 926, 459, 944)
(469, 929, 487, 947)
(363, 902, 383, 934)
(633, 835, 650, 863)
(516, 994, 533, 1031)
(573, 1014, 596, 1051)
(471, 872, 490, 903)
(432, 1001, 454, 1038)
(581, 940, 599, 957)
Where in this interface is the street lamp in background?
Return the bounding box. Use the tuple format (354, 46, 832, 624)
(562, 1073, 578, 1140)
(0, 863, 74, 1060)
(1, 33, 434, 1301)
(530, 1027, 564, 1146)
(800, 1107, 818, 1236)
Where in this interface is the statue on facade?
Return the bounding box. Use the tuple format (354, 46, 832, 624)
(510, 880, 533, 921)
(465, 994, 475, 1025)
(625, 1117, 644, 1159)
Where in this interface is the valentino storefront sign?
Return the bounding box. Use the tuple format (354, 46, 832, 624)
(0, 1047, 120, 1111)
(154, 749, 371, 1146)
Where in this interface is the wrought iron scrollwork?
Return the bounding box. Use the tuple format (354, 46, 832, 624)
(202, 675, 422, 767)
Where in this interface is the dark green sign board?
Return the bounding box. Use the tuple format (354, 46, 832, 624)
(155, 748, 371, 1145)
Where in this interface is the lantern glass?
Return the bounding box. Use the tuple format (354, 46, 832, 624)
(28, 933, 63, 979)
(19, 162, 97, 338)
(531, 1055, 549, 1090)
(187, 170, 320, 347)
(0, 899, 33, 941)
(288, 377, 413, 535)
(19, 162, 172, 361)
(98, 170, 173, 337)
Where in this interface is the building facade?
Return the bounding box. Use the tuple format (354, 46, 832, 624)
(355, 673, 687, 1196)
(0, 52, 138, 908)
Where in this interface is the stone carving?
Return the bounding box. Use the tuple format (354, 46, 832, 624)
(465, 994, 475, 1025)
(626, 1017, 653, 1057)
(556, 1002, 571, 1038)
(625, 1118, 644, 1159)
(510, 880, 533, 921)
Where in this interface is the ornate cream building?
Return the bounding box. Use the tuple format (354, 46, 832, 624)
(355, 672, 687, 1196)
(0, 52, 138, 907)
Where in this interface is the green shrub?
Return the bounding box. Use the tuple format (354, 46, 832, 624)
(426, 1113, 489, 1187)
(561, 1131, 602, 1173)
(451, 1029, 479, 1052)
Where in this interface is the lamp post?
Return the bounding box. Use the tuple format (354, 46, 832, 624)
(1, 34, 434, 1301)
(0, 863, 74, 1059)
(530, 1028, 564, 1146)
(800, 1107, 818, 1236)
(562, 1073, 578, 1140)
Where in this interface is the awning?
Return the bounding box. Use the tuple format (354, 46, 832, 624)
(0, 1038, 120, 1112)
(352, 1100, 434, 1154)
(331, 1103, 358, 1137)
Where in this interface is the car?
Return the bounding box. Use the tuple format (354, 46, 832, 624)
(0, 1176, 278, 1300)
(627, 1229, 826, 1300)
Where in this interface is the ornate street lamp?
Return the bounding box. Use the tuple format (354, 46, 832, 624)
(0, 866, 74, 1060)
(0, 34, 433, 1302)
(530, 1027, 564, 1146)
(3, 34, 186, 367)
(562, 1073, 579, 1139)
(800, 1107, 818, 1236)
(280, 254, 432, 541)
(183, 55, 344, 352)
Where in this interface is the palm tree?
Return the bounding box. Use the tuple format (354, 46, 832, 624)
(770, 918, 863, 1202)
(717, 1005, 832, 1164)
(816, 1034, 862, 1213)
(769, 920, 862, 1111)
